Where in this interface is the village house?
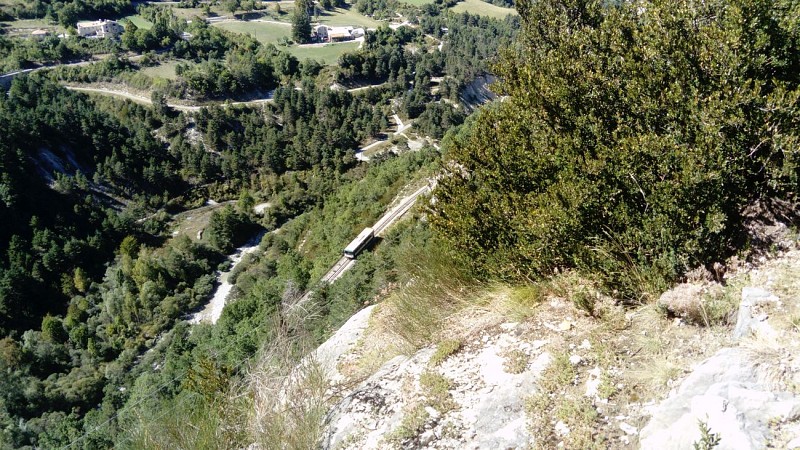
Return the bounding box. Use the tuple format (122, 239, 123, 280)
(313, 25, 365, 43)
(76, 20, 124, 38)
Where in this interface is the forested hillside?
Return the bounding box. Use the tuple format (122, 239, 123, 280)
(0, 0, 518, 446)
(0, 77, 179, 334)
(5, 0, 800, 447)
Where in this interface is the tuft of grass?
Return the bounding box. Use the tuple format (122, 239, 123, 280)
(387, 371, 455, 447)
(547, 352, 577, 389)
(548, 271, 608, 318)
(632, 356, 682, 392)
(499, 284, 544, 319)
(336, 430, 366, 449)
(589, 234, 677, 304)
(382, 238, 479, 349)
(250, 353, 330, 450)
(502, 349, 529, 374)
(572, 289, 597, 317)
(597, 371, 617, 400)
(791, 315, 800, 333)
(388, 404, 429, 444)
(429, 339, 461, 367)
(692, 280, 742, 327)
(554, 396, 601, 448)
(247, 300, 333, 450)
(119, 388, 250, 449)
(419, 371, 456, 413)
(440, 421, 459, 439)
(527, 350, 606, 450)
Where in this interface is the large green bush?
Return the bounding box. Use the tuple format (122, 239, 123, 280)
(432, 0, 800, 299)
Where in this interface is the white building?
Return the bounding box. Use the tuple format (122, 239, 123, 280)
(76, 20, 124, 38)
(314, 25, 356, 43)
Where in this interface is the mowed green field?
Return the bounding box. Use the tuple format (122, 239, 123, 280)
(169, 6, 235, 21)
(212, 20, 291, 44)
(281, 41, 361, 65)
(450, 0, 517, 18)
(314, 7, 381, 28)
(121, 15, 153, 30)
(0, 18, 64, 36)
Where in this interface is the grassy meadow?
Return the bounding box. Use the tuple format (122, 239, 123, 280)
(212, 20, 292, 44)
(281, 41, 361, 65)
(450, 0, 517, 18)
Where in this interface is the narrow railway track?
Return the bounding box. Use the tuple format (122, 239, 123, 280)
(322, 258, 355, 283)
(288, 182, 432, 312)
(373, 184, 431, 236)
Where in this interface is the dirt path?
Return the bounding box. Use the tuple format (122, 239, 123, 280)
(65, 85, 274, 111)
(354, 115, 415, 161)
(189, 229, 267, 325)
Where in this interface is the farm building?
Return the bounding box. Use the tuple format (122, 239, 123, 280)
(76, 20, 124, 38)
(314, 25, 365, 43)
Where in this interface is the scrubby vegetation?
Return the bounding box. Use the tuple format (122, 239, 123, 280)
(432, 0, 800, 300)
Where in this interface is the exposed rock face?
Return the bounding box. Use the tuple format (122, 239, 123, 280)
(641, 280, 800, 450)
(308, 250, 800, 450)
(313, 305, 376, 384)
(732, 287, 780, 340)
(321, 322, 549, 449)
(639, 347, 800, 449)
(460, 75, 497, 110)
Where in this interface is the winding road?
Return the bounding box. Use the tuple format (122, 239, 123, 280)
(65, 80, 389, 112)
(355, 114, 415, 161)
(65, 85, 275, 111)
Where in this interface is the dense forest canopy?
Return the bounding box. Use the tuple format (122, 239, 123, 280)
(432, 0, 800, 298)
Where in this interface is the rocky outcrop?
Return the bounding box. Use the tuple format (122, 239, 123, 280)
(308, 250, 800, 450)
(639, 347, 800, 449)
(313, 305, 376, 384)
(641, 280, 800, 450)
(460, 75, 497, 110)
(321, 322, 549, 449)
(732, 287, 780, 340)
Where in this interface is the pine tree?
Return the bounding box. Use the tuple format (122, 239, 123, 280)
(292, 0, 312, 43)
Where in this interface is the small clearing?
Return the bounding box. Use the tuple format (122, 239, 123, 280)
(281, 41, 361, 65)
(449, 0, 517, 18)
(212, 20, 291, 44)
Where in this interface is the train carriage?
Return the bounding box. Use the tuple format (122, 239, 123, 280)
(343, 227, 374, 259)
